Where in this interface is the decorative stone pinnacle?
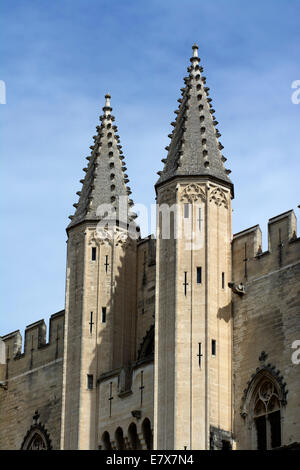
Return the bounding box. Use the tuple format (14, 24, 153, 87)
(33, 410, 40, 423)
(192, 43, 199, 57)
(259, 351, 268, 362)
(103, 93, 112, 116)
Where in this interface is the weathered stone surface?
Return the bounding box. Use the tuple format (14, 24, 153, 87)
(0, 312, 64, 450)
(0, 46, 299, 451)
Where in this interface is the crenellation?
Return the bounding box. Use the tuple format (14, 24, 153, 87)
(1, 311, 65, 380)
(268, 210, 297, 251)
(24, 319, 47, 354)
(232, 225, 262, 281)
(0, 311, 64, 450)
(49, 310, 65, 345)
(233, 209, 300, 284)
(1, 330, 22, 359)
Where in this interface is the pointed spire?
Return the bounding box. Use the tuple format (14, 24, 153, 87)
(156, 44, 233, 194)
(68, 95, 136, 229)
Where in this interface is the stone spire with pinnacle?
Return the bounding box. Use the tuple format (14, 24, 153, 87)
(68, 94, 136, 229)
(156, 44, 233, 194)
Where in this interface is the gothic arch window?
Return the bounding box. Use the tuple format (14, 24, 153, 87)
(241, 368, 285, 450)
(253, 379, 281, 449)
(21, 412, 52, 450)
(23, 431, 48, 450)
(128, 423, 141, 450)
(142, 418, 153, 450)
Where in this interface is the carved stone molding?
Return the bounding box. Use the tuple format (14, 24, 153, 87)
(209, 187, 228, 209)
(88, 230, 102, 247)
(21, 411, 52, 450)
(179, 183, 206, 203)
(89, 227, 133, 248)
(240, 357, 288, 418)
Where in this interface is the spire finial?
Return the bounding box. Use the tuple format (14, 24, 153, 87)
(105, 93, 111, 108)
(192, 43, 198, 58)
(103, 93, 112, 116)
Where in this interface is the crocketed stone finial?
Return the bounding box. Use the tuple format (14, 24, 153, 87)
(192, 43, 199, 57)
(105, 93, 111, 107)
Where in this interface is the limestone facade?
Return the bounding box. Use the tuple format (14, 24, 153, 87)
(0, 45, 299, 450)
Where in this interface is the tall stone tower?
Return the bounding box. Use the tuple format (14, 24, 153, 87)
(60, 95, 138, 450)
(154, 45, 234, 450)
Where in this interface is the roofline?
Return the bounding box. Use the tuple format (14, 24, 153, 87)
(66, 218, 141, 236)
(1, 330, 21, 341)
(233, 224, 260, 240)
(268, 209, 294, 223)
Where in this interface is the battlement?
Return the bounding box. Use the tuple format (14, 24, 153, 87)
(0, 310, 65, 383)
(232, 209, 300, 282)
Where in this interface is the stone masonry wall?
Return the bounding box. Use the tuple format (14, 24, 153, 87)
(0, 311, 64, 450)
(232, 210, 300, 449)
(136, 237, 156, 356)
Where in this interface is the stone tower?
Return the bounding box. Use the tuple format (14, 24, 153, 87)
(60, 95, 138, 450)
(154, 44, 234, 450)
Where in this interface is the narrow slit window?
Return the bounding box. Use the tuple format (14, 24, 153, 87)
(222, 272, 225, 289)
(91, 247, 97, 261)
(89, 312, 94, 334)
(102, 307, 106, 323)
(104, 255, 109, 272)
(197, 267, 202, 284)
(87, 374, 94, 390)
(184, 203, 190, 219)
(212, 339, 216, 356)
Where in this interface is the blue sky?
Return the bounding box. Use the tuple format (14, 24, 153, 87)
(1, 0, 299, 338)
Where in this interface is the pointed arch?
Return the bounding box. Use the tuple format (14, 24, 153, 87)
(241, 364, 288, 418)
(128, 423, 141, 450)
(115, 427, 125, 450)
(102, 431, 112, 450)
(241, 366, 286, 450)
(142, 418, 153, 450)
(21, 423, 52, 450)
